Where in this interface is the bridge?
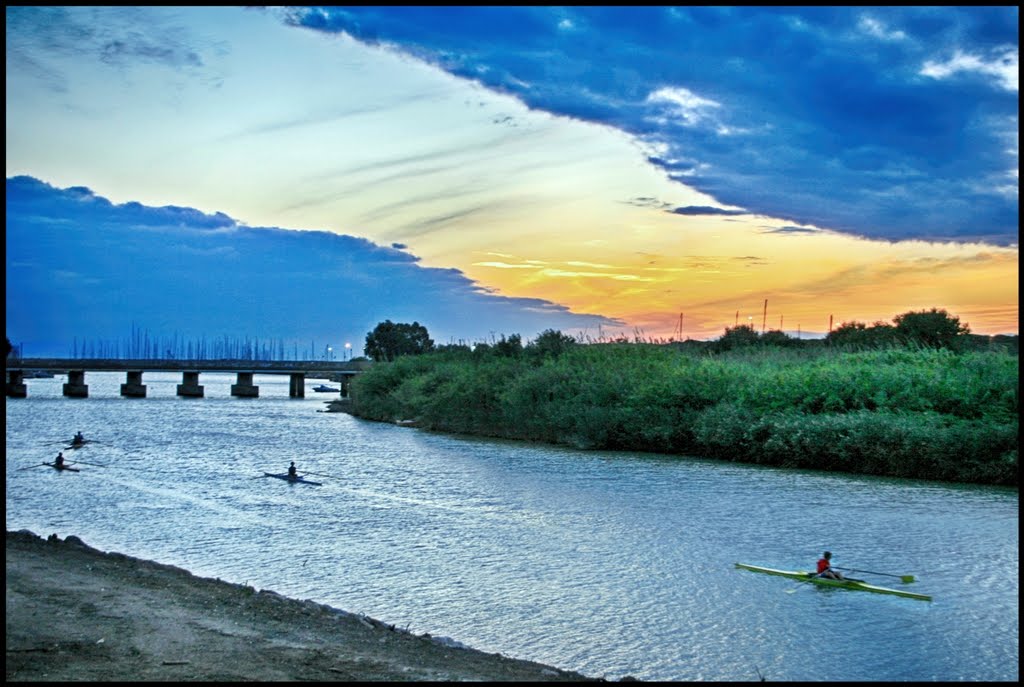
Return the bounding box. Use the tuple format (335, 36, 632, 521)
(5, 358, 371, 399)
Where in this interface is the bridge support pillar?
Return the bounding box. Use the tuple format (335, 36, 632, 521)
(231, 372, 259, 397)
(6, 370, 27, 398)
(177, 371, 204, 397)
(340, 376, 352, 398)
(289, 372, 305, 398)
(120, 370, 147, 397)
(63, 370, 89, 398)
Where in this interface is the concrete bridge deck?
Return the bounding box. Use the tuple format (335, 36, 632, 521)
(6, 358, 369, 399)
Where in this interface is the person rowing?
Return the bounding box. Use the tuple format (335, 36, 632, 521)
(287, 461, 298, 479)
(54, 451, 65, 468)
(816, 551, 845, 580)
(72, 431, 85, 446)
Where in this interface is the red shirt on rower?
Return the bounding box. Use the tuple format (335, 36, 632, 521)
(816, 551, 844, 579)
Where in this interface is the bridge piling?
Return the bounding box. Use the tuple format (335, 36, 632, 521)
(120, 370, 147, 397)
(176, 371, 205, 398)
(289, 373, 305, 398)
(63, 370, 89, 398)
(6, 370, 27, 398)
(231, 372, 259, 398)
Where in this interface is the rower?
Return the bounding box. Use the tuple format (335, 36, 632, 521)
(72, 431, 84, 445)
(287, 461, 298, 479)
(816, 551, 845, 580)
(54, 451, 65, 468)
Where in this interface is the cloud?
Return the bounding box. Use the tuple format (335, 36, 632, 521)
(760, 225, 821, 235)
(920, 47, 1019, 92)
(282, 6, 1019, 246)
(6, 6, 215, 78)
(857, 16, 907, 42)
(670, 205, 747, 217)
(5, 176, 622, 355)
(645, 87, 721, 128)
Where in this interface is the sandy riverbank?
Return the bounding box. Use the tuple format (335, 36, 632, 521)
(6, 530, 611, 682)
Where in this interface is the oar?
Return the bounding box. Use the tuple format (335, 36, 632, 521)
(67, 460, 107, 467)
(833, 566, 915, 583)
(17, 463, 51, 471)
(299, 470, 339, 479)
(785, 573, 821, 593)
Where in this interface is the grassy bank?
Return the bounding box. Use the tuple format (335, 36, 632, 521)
(348, 345, 1018, 486)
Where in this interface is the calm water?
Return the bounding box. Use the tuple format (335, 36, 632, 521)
(5, 371, 1018, 681)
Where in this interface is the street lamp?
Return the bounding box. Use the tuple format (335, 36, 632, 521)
(344, 342, 352, 360)
(326, 345, 332, 361)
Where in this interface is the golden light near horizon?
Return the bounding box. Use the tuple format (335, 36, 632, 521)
(459, 201, 1019, 340)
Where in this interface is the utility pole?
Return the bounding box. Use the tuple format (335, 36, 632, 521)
(762, 299, 768, 334)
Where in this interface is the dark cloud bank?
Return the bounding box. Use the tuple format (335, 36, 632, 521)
(5, 176, 619, 357)
(283, 6, 1018, 247)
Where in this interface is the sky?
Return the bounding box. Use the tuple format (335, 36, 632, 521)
(5, 6, 1019, 357)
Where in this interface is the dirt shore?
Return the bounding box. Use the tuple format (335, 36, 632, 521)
(6, 530, 608, 682)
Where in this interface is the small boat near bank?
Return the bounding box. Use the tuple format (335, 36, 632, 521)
(312, 384, 340, 393)
(262, 472, 322, 486)
(735, 563, 932, 601)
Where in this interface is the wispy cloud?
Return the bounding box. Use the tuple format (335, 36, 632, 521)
(759, 225, 821, 235)
(670, 206, 747, 217)
(920, 47, 1019, 92)
(6, 6, 222, 89)
(857, 16, 907, 42)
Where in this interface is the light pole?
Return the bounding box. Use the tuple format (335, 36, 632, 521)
(344, 342, 352, 360)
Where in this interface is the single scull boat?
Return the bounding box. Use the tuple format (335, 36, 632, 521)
(735, 563, 931, 601)
(45, 462, 81, 472)
(262, 472, 322, 486)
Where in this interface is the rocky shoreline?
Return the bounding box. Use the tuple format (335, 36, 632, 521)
(6, 530, 607, 682)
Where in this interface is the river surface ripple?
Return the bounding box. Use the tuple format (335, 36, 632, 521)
(5, 372, 1018, 681)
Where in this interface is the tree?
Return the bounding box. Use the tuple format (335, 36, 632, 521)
(713, 324, 760, 352)
(827, 321, 868, 346)
(527, 329, 577, 359)
(364, 320, 434, 362)
(893, 308, 970, 350)
(493, 333, 523, 358)
(760, 329, 795, 347)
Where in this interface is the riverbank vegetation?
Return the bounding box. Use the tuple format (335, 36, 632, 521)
(349, 312, 1017, 486)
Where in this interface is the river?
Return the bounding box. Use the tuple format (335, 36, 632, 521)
(5, 371, 1018, 681)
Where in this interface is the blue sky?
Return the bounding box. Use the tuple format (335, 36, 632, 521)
(5, 7, 1018, 356)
